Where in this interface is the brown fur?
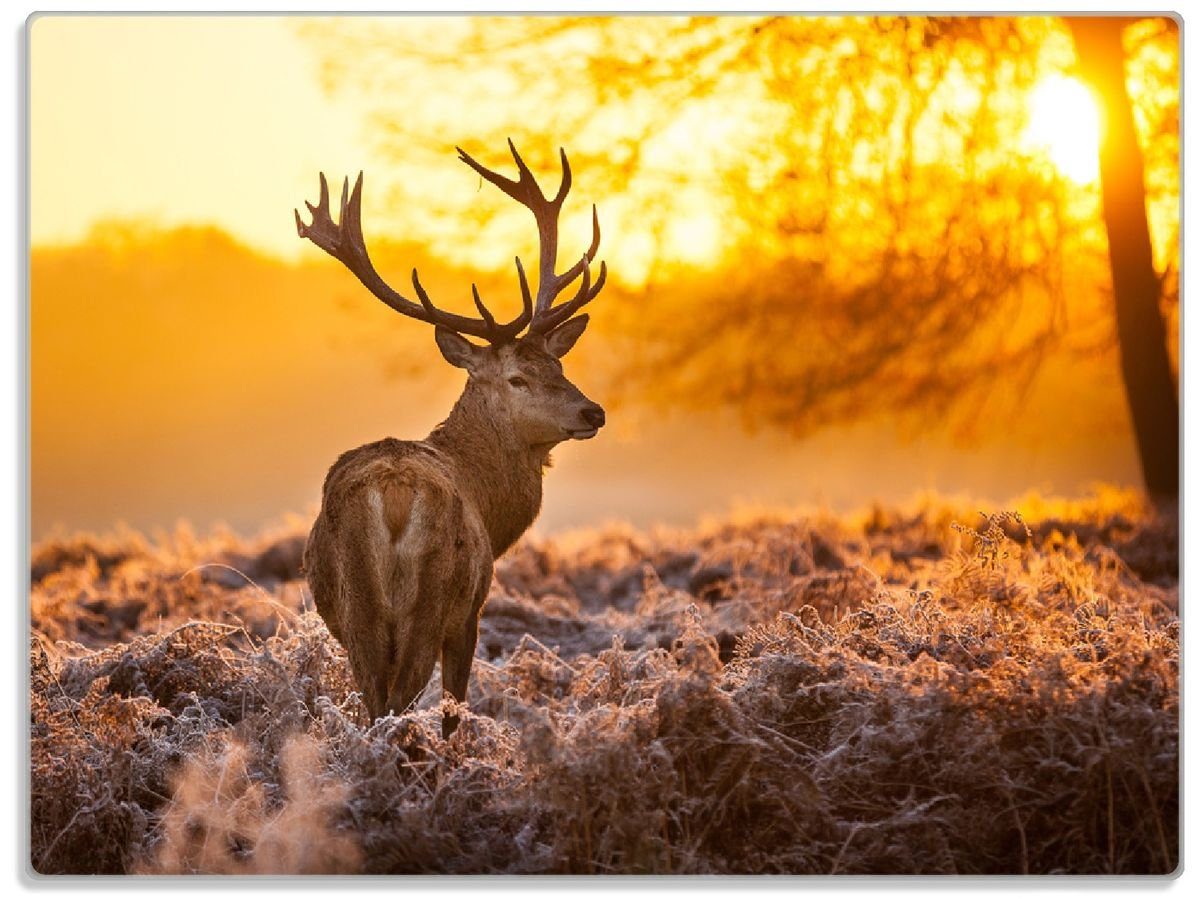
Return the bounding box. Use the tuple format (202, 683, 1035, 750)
(303, 332, 603, 736)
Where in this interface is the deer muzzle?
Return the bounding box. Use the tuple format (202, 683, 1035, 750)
(569, 403, 606, 439)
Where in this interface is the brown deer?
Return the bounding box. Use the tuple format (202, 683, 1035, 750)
(295, 141, 607, 736)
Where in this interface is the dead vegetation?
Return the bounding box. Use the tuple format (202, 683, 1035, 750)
(29, 490, 1178, 875)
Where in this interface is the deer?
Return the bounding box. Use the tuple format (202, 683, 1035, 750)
(295, 141, 607, 738)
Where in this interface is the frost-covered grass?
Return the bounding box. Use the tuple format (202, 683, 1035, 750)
(29, 490, 1178, 874)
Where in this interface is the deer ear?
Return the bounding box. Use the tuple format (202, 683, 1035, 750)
(545, 315, 590, 358)
(434, 327, 482, 371)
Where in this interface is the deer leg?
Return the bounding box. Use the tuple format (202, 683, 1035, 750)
(343, 625, 395, 722)
(383, 621, 442, 719)
(439, 633, 478, 739)
(440, 590, 487, 739)
(328, 530, 398, 722)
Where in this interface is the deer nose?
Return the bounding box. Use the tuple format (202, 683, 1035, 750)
(580, 404, 606, 429)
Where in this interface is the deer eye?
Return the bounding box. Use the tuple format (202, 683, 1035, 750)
(507, 375, 529, 389)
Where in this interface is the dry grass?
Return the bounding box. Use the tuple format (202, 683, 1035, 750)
(29, 490, 1178, 875)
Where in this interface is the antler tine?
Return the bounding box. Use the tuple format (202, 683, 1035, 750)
(411, 269, 529, 344)
(297, 172, 330, 234)
(471, 284, 496, 331)
(552, 147, 572, 208)
(457, 144, 529, 204)
(544, 204, 601, 304)
(507, 138, 545, 202)
(296, 170, 529, 343)
(457, 141, 593, 319)
(514, 256, 534, 322)
(529, 257, 608, 335)
(343, 172, 367, 251)
(296, 171, 329, 239)
(411, 269, 437, 315)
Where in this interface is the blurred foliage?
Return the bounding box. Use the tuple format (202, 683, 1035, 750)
(30, 225, 485, 537)
(301, 15, 1178, 437)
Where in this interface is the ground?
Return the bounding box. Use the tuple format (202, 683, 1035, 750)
(29, 489, 1178, 874)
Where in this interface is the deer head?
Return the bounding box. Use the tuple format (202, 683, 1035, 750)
(295, 140, 607, 446)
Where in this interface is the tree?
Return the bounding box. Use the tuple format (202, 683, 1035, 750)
(1067, 16, 1179, 499)
(302, 14, 1178, 496)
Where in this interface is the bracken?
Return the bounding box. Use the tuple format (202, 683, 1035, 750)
(29, 490, 1178, 875)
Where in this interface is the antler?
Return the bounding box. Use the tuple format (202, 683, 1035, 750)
(296, 141, 605, 343)
(456, 140, 607, 335)
(295, 171, 533, 343)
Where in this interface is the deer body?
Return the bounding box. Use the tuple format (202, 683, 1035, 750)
(296, 143, 607, 735)
(304, 436, 494, 726)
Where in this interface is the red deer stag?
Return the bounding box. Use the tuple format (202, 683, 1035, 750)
(295, 142, 607, 736)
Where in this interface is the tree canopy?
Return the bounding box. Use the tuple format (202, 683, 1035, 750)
(301, 15, 1178, 440)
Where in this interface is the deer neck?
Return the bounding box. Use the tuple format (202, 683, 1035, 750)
(427, 384, 549, 557)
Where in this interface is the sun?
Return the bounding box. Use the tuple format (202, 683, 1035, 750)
(1022, 74, 1102, 184)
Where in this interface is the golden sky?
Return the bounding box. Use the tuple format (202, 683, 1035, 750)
(32, 14, 1118, 267)
(30, 15, 718, 283)
(31, 16, 371, 259)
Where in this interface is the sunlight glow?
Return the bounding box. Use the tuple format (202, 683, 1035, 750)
(1022, 74, 1102, 184)
(666, 210, 723, 265)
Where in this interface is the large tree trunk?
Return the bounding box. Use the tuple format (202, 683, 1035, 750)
(1068, 17, 1179, 500)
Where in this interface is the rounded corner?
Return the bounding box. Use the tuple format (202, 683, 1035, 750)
(26, 10, 49, 35)
(24, 851, 51, 881)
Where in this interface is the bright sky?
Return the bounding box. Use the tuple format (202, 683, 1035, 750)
(30, 14, 1114, 276)
(31, 15, 371, 259)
